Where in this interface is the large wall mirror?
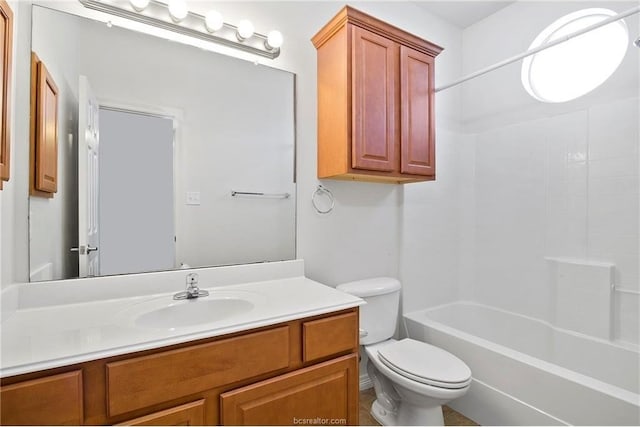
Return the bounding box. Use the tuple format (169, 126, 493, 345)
(28, 4, 296, 282)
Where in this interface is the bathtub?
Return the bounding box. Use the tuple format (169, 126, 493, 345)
(404, 302, 640, 426)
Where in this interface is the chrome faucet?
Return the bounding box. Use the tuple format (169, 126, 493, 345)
(173, 273, 209, 300)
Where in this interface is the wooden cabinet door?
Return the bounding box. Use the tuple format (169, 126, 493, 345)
(34, 59, 59, 193)
(400, 45, 435, 176)
(0, 371, 83, 425)
(221, 354, 358, 426)
(116, 400, 205, 426)
(351, 25, 398, 172)
(0, 0, 12, 189)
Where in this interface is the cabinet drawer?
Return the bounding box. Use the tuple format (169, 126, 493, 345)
(221, 354, 359, 425)
(116, 399, 205, 426)
(107, 326, 290, 416)
(0, 370, 83, 425)
(303, 311, 358, 362)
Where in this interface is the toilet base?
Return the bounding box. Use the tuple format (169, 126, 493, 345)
(370, 398, 444, 426)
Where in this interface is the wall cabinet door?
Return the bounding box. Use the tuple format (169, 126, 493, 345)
(351, 25, 398, 173)
(400, 45, 435, 176)
(313, 6, 442, 184)
(220, 354, 359, 426)
(0, 0, 12, 190)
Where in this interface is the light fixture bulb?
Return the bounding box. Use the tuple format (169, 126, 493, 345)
(236, 19, 254, 41)
(205, 10, 224, 33)
(265, 30, 283, 50)
(168, 0, 188, 22)
(129, 0, 149, 12)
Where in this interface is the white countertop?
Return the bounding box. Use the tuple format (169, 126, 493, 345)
(1, 276, 363, 378)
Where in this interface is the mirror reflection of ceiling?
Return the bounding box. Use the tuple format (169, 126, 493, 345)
(28, 5, 296, 283)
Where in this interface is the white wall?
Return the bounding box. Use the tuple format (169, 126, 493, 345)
(0, 0, 19, 288)
(2, 0, 30, 288)
(459, 1, 640, 345)
(28, 6, 80, 281)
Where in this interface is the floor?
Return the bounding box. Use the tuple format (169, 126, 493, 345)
(359, 388, 478, 426)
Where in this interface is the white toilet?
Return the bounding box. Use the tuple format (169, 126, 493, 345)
(336, 278, 471, 426)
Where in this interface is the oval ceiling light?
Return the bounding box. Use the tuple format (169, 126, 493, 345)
(130, 0, 149, 12)
(522, 8, 629, 103)
(265, 30, 283, 50)
(237, 19, 254, 41)
(168, 0, 188, 22)
(205, 10, 224, 33)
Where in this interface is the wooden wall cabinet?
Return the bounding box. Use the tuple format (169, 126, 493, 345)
(30, 52, 59, 196)
(0, 0, 13, 190)
(0, 308, 359, 426)
(312, 6, 443, 184)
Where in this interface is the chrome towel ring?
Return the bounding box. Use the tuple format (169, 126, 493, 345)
(312, 185, 335, 215)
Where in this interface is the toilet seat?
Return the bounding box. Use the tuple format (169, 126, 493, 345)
(377, 339, 471, 389)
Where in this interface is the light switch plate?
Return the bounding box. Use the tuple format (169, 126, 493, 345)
(186, 191, 201, 205)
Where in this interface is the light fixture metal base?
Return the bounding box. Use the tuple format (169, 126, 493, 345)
(78, 0, 280, 59)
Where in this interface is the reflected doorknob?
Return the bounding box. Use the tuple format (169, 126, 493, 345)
(70, 246, 99, 254)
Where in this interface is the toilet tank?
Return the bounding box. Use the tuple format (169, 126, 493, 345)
(336, 277, 401, 345)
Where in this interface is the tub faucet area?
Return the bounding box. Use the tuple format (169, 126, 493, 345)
(173, 273, 209, 300)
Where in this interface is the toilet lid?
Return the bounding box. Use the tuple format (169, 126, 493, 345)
(377, 339, 471, 389)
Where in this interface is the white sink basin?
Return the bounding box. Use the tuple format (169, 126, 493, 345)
(135, 298, 254, 329)
(117, 289, 265, 330)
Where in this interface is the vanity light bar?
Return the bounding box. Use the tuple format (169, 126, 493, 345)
(78, 0, 281, 59)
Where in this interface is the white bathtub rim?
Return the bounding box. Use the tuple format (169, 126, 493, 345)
(404, 304, 639, 406)
(406, 300, 639, 352)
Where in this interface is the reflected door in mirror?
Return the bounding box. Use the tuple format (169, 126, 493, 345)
(77, 76, 100, 277)
(98, 108, 175, 276)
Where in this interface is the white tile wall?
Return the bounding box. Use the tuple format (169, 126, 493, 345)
(464, 97, 639, 344)
(459, 0, 639, 346)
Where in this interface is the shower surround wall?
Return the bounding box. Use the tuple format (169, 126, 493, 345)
(456, 1, 640, 345)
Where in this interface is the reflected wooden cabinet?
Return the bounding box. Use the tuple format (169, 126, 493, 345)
(0, 0, 13, 190)
(0, 309, 359, 426)
(30, 52, 59, 197)
(312, 6, 442, 184)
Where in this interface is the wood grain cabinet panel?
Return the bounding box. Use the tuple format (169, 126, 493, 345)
(33, 59, 59, 193)
(312, 6, 443, 184)
(29, 53, 59, 196)
(303, 311, 358, 363)
(0, 0, 12, 190)
(106, 326, 290, 416)
(400, 45, 435, 176)
(116, 400, 205, 426)
(0, 371, 83, 425)
(351, 25, 397, 172)
(220, 354, 359, 426)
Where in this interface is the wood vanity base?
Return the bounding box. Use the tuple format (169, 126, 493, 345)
(0, 308, 359, 426)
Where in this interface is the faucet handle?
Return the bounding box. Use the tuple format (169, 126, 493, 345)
(186, 273, 199, 288)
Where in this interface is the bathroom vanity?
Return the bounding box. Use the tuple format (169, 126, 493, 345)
(0, 262, 362, 425)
